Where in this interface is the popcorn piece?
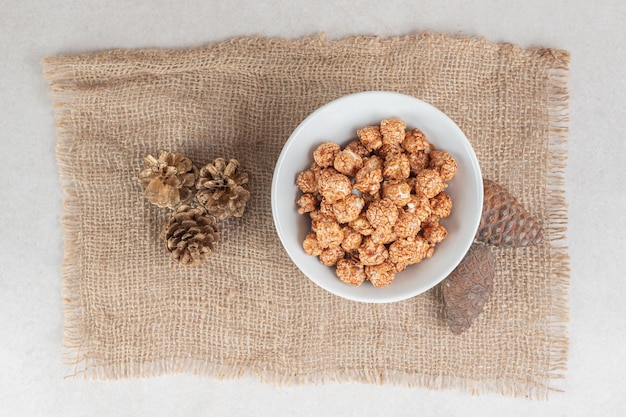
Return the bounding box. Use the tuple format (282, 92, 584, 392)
(357, 125, 383, 151)
(382, 152, 410, 180)
(430, 192, 452, 218)
(319, 246, 345, 266)
(313, 142, 341, 168)
(354, 166, 383, 195)
(402, 128, 431, 153)
(333, 194, 365, 224)
(405, 192, 432, 222)
(393, 209, 421, 238)
(296, 193, 319, 214)
(370, 224, 396, 245)
(415, 168, 447, 198)
(365, 198, 399, 229)
(308, 209, 321, 221)
(334, 148, 363, 176)
(429, 150, 457, 181)
(358, 236, 389, 266)
(380, 117, 406, 145)
(407, 150, 430, 175)
(318, 168, 352, 202)
(381, 180, 412, 207)
(376, 143, 403, 160)
(319, 198, 335, 218)
(365, 261, 397, 288)
(362, 155, 384, 171)
(345, 140, 370, 158)
(349, 214, 374, 236)
(413, 235, 434, 262)
(341, 226, 363, 251)
(309, 161, 323, 178)
(389, 237, 422, 272)
(335, 258, 367, 286)
(423, 223, 448, 244)
(421, 214, 441, 229)
(303, 232, 322, 256)
(362, 191, 382, 206)
(296, 169, 317, 193)
(424, 242, 436, 259)
(311, 217, 344, 248)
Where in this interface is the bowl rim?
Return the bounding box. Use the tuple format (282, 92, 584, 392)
(271, 91, 483, 303)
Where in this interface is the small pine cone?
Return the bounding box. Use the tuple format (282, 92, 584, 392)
(441, 244, 495, 335)
(161, 205, 219, 266)
(196, 158, 250, 220)
(139, 150, 198, 209)
(476, 179, 544, 247)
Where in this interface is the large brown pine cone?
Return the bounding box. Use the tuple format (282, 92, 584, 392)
(442, 244, 495, 335)
(160, 205, 219, 266)
(139, 150, 198, 209)
(476, 179, 544, 247)
(196, 158, 250, 220)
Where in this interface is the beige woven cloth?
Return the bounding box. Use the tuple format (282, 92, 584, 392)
(43, 33, 570, 398)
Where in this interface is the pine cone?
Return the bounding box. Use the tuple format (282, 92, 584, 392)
(442, 244, 495, 335)
(476, 179, 544, 247)
(161, 205, 219, 266)
(196, 158, 250, 220)
(139, 150, 198, 209)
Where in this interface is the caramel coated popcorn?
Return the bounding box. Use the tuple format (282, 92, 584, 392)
(406, 192, 432, 222)
(402, 128, 431, 153)
(366, 198, 399, 229)
(388, 237, 421, 272)
(296, 193, 318, 214)
(366, 261, 397, 288)
(354, 166, 383, 195)
(430, 192, 452, 218)
(303, 232, 322, 256)
(296, 169, 317, 193)
(312, 217, 343, 248)
(317, 168, 352, 202)
(382, 152, 411, 180)
(393, 209, 421, 239)
(381, 180, 412, 207)
(429, 150, 457, 182)
(333, 194, 365, 223)
(415, 168, 447, 199)
(341, 226, 363, 251)
(407, 150, 430, 175)
(313, 142, 341, 168)
(336, 258, 366, 286)
(414, 235, 435, 260)
(318, 198, 335, 218)
(363, 155, 384, 171)
(349, 214, 374, 236)
(376, 144, 403, 161)
(423, 223, 448, 244)
(334, 148, 363, 176)
(357, 125, 383, 151)
(319, 246, 345, 266)
(345, 140, 370, 158)
(295, 118, 456, 288)
(358, 236, 389, 266)
(370, 224, 396, 245)
(380, 117, 406, 145)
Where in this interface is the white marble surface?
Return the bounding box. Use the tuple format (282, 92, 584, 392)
(2, 0, 625, 415)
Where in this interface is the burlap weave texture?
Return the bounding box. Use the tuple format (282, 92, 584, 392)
(43, 33, 570, 398)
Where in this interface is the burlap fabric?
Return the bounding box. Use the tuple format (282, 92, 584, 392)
(43, 33, 570, 398)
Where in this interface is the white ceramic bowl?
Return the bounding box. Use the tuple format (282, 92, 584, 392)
(271, 91, 483, 303)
